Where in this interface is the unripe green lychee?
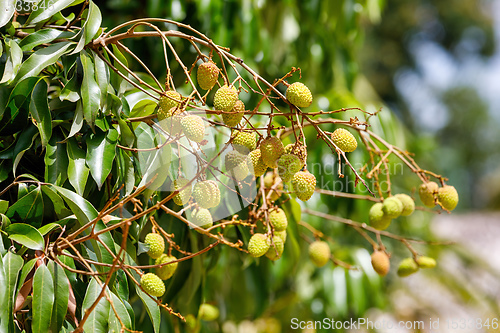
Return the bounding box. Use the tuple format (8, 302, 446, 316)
(437, 185, 459, 211)
(286, 82, 312, 108)
(277, 153, 302, 183)
(231, 130, 256, 154)
(382, 197, 404, 219)
(197, 61, 219, 90)
(371, 251, 390, 276)
(331, 128, 357, 153)
(140, 273, 165, 297)
(222, 99, 245, 127)
(397, 258, 419, 277)
(155, 254, 178, 280)
(419, 181, 439, 208)
(416, 256, 437, 269)
(248, 233, 270, 257)
(265, 236, 284, 261)
(308, 241, 330, 267)
(193, 180, 220, 209)
(198, 304, 219, 321)
(260, 137, 285, 168)
(225, 150, 249, 181)
(247, 149, 267, 177)
(369, 203, 392, 230)
(181, 115, 205, 143)
(264, 172, 283, 201)
(284, 143, 307, 167)
(190, 208, 213, 229)
(172, 177, 192, 206)
(213, 85, 238, 112)
(394, 193, 415, 216)
(144, 233, 165, 259)
(157, 104, 180, 121)
(268, 208, 287, 232)
(158, 91, 182, 113)
(275, 230, 287, 243)
(291, 171, 316, 201)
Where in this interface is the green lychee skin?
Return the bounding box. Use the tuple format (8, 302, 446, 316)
(269, 208, 288, 232)
(225, 150, 249, 181)
(369, 203, 391, 230)
(397, 258, 419, 277)
(198, 304, 220, 321)
(193, 180, 220, 209)
(140, 273, 165, 297)
(416, 256, 437, 269)
(181, 115, 205, 143)
(172, 177, 192, 206)
(331, 128, 357, 153)
(248, 233, 270, 257)
(309, 241, 330, 267)
(190, 208, 213, 229)
(231, 130, 256, 154)
(144, 233, 165, 259)
(394, 193, 415, 216)
(291, 171, 316, 201)
(260, 137, 285, 168)
(277, 154, 302, 183)
(265, 236, 284, 261)
(371, 251, 390, 276)
(419, 181, 439, 208)
(275, 230, 287, 243)
(284, 143, 307, 167)
(222, 99, 245, 127)
(213, 85, 238, 112)
(197, 61, 219, 90)
(158, 91, 182, 114)
(382, 197, 404, 219)
(247, 149, 267, 177)
(437, 185, 459, 211)
(155, 254, 178, 280)
(286, 82, 313, 108)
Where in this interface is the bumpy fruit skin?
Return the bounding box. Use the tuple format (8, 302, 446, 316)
(416, 256, 437, 269)
(265, 236, 284, 261)
(231, 130, 256, 154)
(419, 181, 439, 208)
(190, 208, 213, 229)
(309, 241, 330, 267)
(437, 185, 459, 211)
(172, 177, 192, 206)
(331, 128, 357, 153)
(144, 233, 165, 259)
(260, 137, 285, 168)
(198, 304, 219, 321)
(397, 258, 419, 277)
(382, 197, 404, 219)
(275, 230, 287, 243)
(248, 233, 270, 257)
(158, 91, 182, 115)
(193, 180, 220, 209)
(284, 143, 307, 167)
(291, 171, 316, 201)
(369, 203, 392, 230)
(222, 99, 245, 127)
(371, 251, 390, 276)
(155, 254, 178, 280)
(197, 61, 219, 90)
(140, 273, 165, 297)
(213, 85, 238, 112)
(181, 115, 205, 143)
(247, 149, 267, 177)
(225, 150, 249, 181)
(286, 82, 313, 108)
(394, 193, 415, 216)
(269, 208, 288, 232)
(264, 172, 283, 201)
(277, 154, 302, 182)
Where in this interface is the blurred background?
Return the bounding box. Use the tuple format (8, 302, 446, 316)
(93, 0, 500, 331)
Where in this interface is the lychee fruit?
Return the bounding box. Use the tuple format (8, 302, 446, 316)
(394, 193, 415, 216)
(260, 137, 285, 168)
(140, 273, 165, 297)
(369, 203, 391, 230)
(331, 128, 357, 153)
(268, 208, 287, 232)
(415, 256, 437, 269)
(286, 82, 312, 108)
(172, 177, 192, 206)
(213, 85, 238, 112)
(308, 241, 330, 267)
(144, 233, 165, 259)
(397, 258, 419, 277)
(277, 153, 302, 182)
(248, 233, 270, 257)
(181, 115, 205, 143)
(198, 304, 219, 321)
(231, 130, 256, 154)
(437, 185, 459, 211)
(197, 61, 219, 90)
(419, 181, 439, 208)
(190, 208, 213, 229)
(284, 143, 307, 167)
(155, 254, 178, 280)
(193, 180, 220, 209)
(222, 99, 245, 127)
(371, 251, 390, 276)
(265, 236, 284, 261)
(247, 149, 267, 177)
(291, 171, 316, 201)
(382, 196, 403, 219)
(275, 230, 287, 243)
(158, 91, 182, 113)
(225, 150, 249, 181)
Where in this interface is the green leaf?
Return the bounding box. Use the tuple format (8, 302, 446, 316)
(27, 0, 82, 24)
(19, 29, 74, 52)
(32, 264, 55, 333)
(41, 185, 72, 220)
(0, 0, 16, 28)
(108, 292, 132, 333)
(47, 261, 69, 333)
(84, 1, 102, 45)
(86, 128, 118, 190)
(116, 149, 134, 196)
(0, 251, 23, 333)
(93, 221, 116, 275)
(0, 39, 23, 84)
(16, 258, 37, 295)
(0, 199, 8, 214)
(114, 270, 129, 301)
(92, 50, 109, 109)
(80, 50, 101, 128)
(6, 223, 44, 250)
(67, 138, 90, 195)
(12, 125, 39, 176)
(30, 80, 52, 148)
(14, 42, 73, 84)
(82, 278, 110, 333)
(60, 72, 80, 102)
(128, 99, 157, 119)
(66, 100, 84, 139)
(45, 133, 69, 186)
(135, 285, 161, 333)
(38, 222, 61, 236)
(51, 185, 98, 224)
(5, 186, 44, 227)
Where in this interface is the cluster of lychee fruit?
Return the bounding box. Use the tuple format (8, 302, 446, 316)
(419, 182, 459, 211)
(139, 233, 178, 298)
(247, 208, 288, 261)
(368, 193, 415, 230)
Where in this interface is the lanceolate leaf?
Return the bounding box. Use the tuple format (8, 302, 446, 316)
(45, 133, 69, 186)
(0, 251, 23, 333)
(48, 261, 70, 333)
(12, 124, 39, 177)
(0, 39, 23, 84)
(0, 0, 16, 28)
(32, 264, 55, 333)
(50, 185, 98, 224)
(80, 50, 101, 128)
(29, 80, 52, 148)
(67, 138, 90, 196)
(6, 223, 45, 250)
(82, 278, 110, 333)
(108, 292, 132, 332)
(5, 186, 44, 227)
(19, 29, 74, 52)
(27, 0, 83, 24)
(86, 128, 118, 190)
